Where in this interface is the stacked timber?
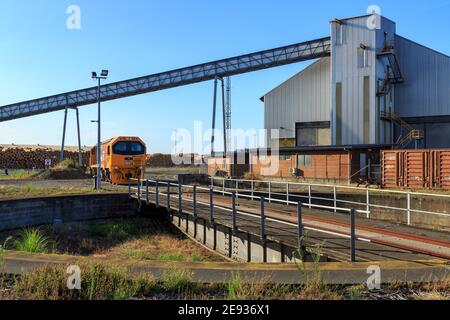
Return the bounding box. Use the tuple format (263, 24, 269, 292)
(0, 145, 89, 169)
(147, 153, 175, 167)
(147, 153, 203, 167)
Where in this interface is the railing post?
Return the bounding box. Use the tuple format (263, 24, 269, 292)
(178, 183, 182, 213)
(251, 180, 254, 200)
(178, 183, 182, 227)
(366, 188, 370, 219)
(155, 180, 159, 208)
(128, 178, 131, 199)
(236, 180, 239, 200)
(137, 178, 141, 199)
(308, 184, 312, 209)
(210, 176, 213, 189)
(268, 182, 272, 203)
(297, 202, 304, 259)
(232, 192, 237, 235)
(209, 187, 215, 226)
(193, 185, 197, 218)
(167, 182, 171, 209)
(407, 192, 411, 226)
(350, 208, 356, 262)
(223, 179, 225, 196)
(333, 185, 337, 213)
(260, 197, 266, 243)
(145, 179, 149, 205)
(286, 183, 289, 205)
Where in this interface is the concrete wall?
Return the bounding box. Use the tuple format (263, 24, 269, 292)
(167, 210, 303, 264)
(0, 193, 137, 231)
(283, 191, 450, 231)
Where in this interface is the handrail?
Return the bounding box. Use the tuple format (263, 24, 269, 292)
(128, 177, 365, 261)
(129, 177, 450, 227)
(209, 176, 450, 199)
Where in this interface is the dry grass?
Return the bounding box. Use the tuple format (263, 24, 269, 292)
(0, 264, 448, 300)
(0, 185, 99, 200)
(11, 263, 155, 300)
(0, 218, 225, 263)
(0, 169, 41, 181)
(412, 280, 450, 300)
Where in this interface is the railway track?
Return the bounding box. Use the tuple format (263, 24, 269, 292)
(190, 193, 450, 260)
(129, 183, 450, 262)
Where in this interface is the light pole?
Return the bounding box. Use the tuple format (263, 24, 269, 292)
(91, 70, 108, 190)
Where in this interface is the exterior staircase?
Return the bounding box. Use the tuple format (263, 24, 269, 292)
(377, 40, 404, 96)
(380, 111, 424, 148)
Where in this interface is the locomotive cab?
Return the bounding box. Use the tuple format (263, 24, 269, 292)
(90, 137, 147, 185)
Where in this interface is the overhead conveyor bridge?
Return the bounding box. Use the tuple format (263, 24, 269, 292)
(0, 37, 331, 122)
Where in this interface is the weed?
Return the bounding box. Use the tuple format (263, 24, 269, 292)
(226, 272, 276, 300)
(54, 159, 77, 170)
(346, 285, 366, 300)
(24, 183, 33, 193)
(156, 253, 184, 262)
(0, 245, 3, 272)
(122, 249, 150, 261)
(226, 272, 242, 300)
(161, 269, 193, 292)
(13, 263, 155, 300)
(14, 228, 50, 253)
(294, 238, 340, 300)
(190, 253, 203, 262)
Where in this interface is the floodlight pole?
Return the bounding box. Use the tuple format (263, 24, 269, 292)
(96, 77, 101, 190)
(92, 71, 108, 191)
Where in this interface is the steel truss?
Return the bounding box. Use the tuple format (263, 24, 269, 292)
(0, 37, 331, 122)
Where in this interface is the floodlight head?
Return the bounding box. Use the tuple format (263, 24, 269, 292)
(101, 70, 109, 77)
(91, 72, 97, 78)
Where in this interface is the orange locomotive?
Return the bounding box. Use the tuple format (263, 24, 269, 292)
(89, 137, 147, 185)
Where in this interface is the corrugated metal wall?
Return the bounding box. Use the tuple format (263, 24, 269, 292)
(331, 16, 379, 145)
(264, 57, 331, 144)
(395, 36, 450, 118)
(262, 14, 450, 149)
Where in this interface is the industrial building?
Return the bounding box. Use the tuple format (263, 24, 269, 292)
(209, 14, 450, 185)
(262, 14, 450, 150)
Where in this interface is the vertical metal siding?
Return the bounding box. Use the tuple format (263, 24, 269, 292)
(331, 16, 377, 145)
(395, 36, 450, 117)
(264, 57, 331, 143)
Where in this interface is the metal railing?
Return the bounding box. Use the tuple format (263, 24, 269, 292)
(210, 177, 450, 226)
(128, 177, 360, 262)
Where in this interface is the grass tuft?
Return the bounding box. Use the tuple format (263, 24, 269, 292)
(14, 228, 49, 253)
(161, 269, 193, 292)
(14, 263, 155, 300)
(156, 253, 184, 262)
(122, 249, 150, 261)
(54, 159, 77, 170)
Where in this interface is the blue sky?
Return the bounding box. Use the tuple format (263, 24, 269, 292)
(1, 0, 449, 153)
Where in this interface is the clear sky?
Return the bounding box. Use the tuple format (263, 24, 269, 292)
(1, 0, 449, 153)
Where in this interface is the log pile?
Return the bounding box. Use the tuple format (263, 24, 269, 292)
(146, 153, 203, 167)
(0, 146, 89, 169)
(146, 153, 175, 167)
